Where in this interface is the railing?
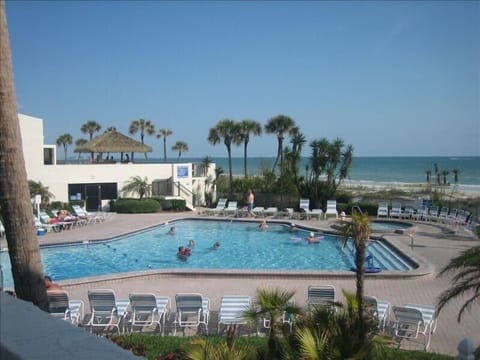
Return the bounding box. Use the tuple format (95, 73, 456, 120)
(176, 181, 196, 209)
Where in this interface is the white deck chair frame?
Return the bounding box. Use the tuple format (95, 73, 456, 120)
(325, 200, 338, 219)
(47, 290, 84, 326)
(377, 202, 389, 218)
(392, 304, 437, 350)
(174, 293, 209, 335)
(128, 293, 167, 334)
(307, 285, 337, 313)
(364, 295, 390, 330)
(87, 289, 123, 335)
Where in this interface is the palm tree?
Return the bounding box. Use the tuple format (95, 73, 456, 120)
(201, 155, 213, 177)
(104, 126, 116, 133)
(264, 114, 296, 172)
(75, 138, 88, 160)
(129, 118, 155, 159)
(56, 133, 73, 162)
(80, 120, 101, 160)
(121, 176, 151, 200)
(236, 119, 262, 178)
(80, 120, 101, 140)
(208, 119, 238, 194)
(340, 208, 371, 342)
(437, 245, 480, 322)
(0, 1, 49, 310)
(172, 140, 189, 161)
(156, 128, 173, 162)
(288, 127, 306, 178)
(28, 180, 55, 209)
(244, 288, 302, 357)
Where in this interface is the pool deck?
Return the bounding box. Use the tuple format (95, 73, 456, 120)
(3, 211, 479, 355)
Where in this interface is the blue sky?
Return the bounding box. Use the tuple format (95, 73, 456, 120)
(5, 1, 480, 159)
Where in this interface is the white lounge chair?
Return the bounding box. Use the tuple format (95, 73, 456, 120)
(390, 203, 402, 218)
(299, 198, 316, 219)
(252, 207, 265, 217)
(174, 293, 209, 335)
(325, 200, 338, 219)
(210, 198, 227, 216)
(217, 295, 251, 334)
(47, 290, 84, 326)
(87, 289, 124, 335)
(264, 207, 278, 218)
(364, 295, 390, 330)
(224, 201, 238, 217)
(377, 202, 389, 218)
(426, 206, 439, 222)
(128, 293, 168, 334)
(401, 205, 415, 219)
(307, 285, 337, 313)
(392, 303, 437, 350)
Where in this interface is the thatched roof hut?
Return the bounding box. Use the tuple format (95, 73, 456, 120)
(74, 130, 152, 161)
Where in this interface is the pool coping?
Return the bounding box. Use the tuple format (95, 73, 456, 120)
(15, 216, 433, 287)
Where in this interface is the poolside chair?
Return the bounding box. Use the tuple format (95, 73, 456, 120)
(128, 293, 167, 334)
(174, 293, 209, 335)
(412, 206, 428, 221)
(299, 198, 316, 219)
(47, 290, 84, 326)
(307, 285, 337, 313)
(217, 295, 251, 334)
(252, 207, 265, 217)
(426, 206, 439, 222)
(211, 198, 227, 216)
(264, 207, 278, 218)
(401, 205, 415, 219)
(377, 202, 389, 218)
(364, 295, 390, 330)
(389, 203, 402, 218)
(261, 299, 296, 334)
(87, 289, 124, 335)
(438, 207, 450, 223)
(392, 303, 437, 350)
(224, 201, 238, 217)
(325, 200, 338, 219)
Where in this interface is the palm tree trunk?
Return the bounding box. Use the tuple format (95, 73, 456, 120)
(227, 147, 233, 197)
(163, 138, 167, 162)
(0, 0, 48, 310)
(356, 242, 366, 342)
(243, 141, 248, 178)
(272, 139, 282, 172)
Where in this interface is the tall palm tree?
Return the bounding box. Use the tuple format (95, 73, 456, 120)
(264, 114, 296, 172)
(208, 119, 238, 194)
(437, 245, 480, 322)
(236, 119, 262, 178)
(289, 127, 306, 178)
(156, 128, 173, 162)
(56, 133, 73, 162)
(80, 120, 101, 161)
(201, 155, 213, 176)
(340, 208, 371, 342)
(121, 176, 151, 200)
(75, 138, 88, 160)
(172, 140, 189, 161)
(0, 0, 48, 310)
(129, 118, 155, 159)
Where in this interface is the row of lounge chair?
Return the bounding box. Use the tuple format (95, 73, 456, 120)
(201, 198, 339, 220)
(35, 205, 112, 233)
(47, 285, 437, 349)
(377, 202, 473, 226)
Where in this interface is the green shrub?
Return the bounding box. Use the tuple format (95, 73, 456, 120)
(114, 198, 160, 213)
(157, 198, 186, 211)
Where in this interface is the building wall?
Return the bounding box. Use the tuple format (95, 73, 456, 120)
(19, 114, 215, 209)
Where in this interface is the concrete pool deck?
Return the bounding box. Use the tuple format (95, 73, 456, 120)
(2, 211, 479, 355)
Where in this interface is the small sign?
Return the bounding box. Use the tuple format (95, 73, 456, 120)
(177, 166, 189, 178)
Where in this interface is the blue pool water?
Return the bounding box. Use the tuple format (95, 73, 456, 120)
(0, 220, 415, 288)
(371, 220, 413, 232)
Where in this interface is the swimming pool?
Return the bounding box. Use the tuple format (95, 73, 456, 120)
(0, 219, 416, 287)
(370, 220, 414, 232)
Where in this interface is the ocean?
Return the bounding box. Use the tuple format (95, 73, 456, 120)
(169, 156, 480, 187)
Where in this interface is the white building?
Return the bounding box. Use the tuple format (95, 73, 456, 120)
(19, 114, 215, 211)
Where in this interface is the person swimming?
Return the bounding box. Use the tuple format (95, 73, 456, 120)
(307, 231, 320, 244)
(188, 239, 195, 248)
(211, 241, 220, 250)
(259, 219, 269, 231)
(177, 246, 190, 260)
(167, 226, 176, 235)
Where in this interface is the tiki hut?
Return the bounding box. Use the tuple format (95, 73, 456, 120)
(74, 130, 152, 163)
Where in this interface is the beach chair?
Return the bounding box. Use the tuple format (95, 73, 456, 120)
(224, 201, 238, 217)
(87, 289, 124, 335)
(389, 203, 402, 218)
(174, 293, 209, 335)
(325, 200, 338, 219)
(401, 205, 415, 219)
(261, 299, 296, 334)
(211, 198, 227, 216)
(412, 206, 428, 221)
(307, 285, 337, 313)
(364, 295, 390, 330)
(392, 303, 437, 350)
(426, 206, 439, 222)
(299, 198, 315, 219)
(128, 293, 167, 334)
(47, 290, 84, 326)
(377, 202, 389, 218)
(438, 207, 449, 223)
(252, 207, 265, 217)
(264, 207, 278, 218)
(217, 295, 251, 334)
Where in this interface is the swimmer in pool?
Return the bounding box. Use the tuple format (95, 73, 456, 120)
(307, 231, 320, 244)
(259, 219, 269, 231)
(211, 241, 220, 250)
(188, 239, 195, 248)
(167, 226, 176, 235)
